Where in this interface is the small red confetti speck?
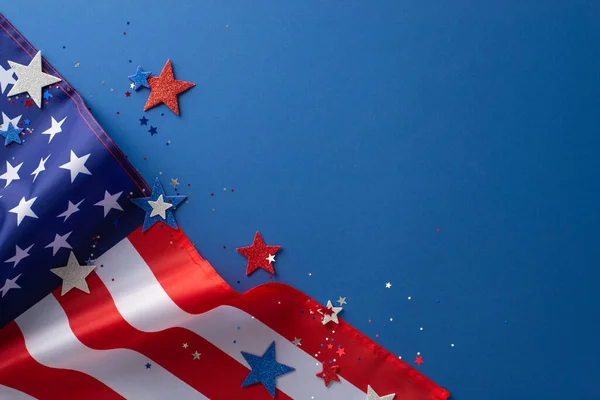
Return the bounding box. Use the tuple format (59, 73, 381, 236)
(123, 32, 127, 35)
(143, 157, 147, 161)
(268, 275, 272, 279)
(415, 356, 423, 366)
(188, 184, 191, 187)
(125, 91, 131, 97)
(375, 334, 380, 338)
(437, 229, 441, 232)
(231, 189, 234, 192)
(24, 99, 33, 108)
(210, 193, 214, 196)
(223, 245, 227, 249)
(368, 319, 372, 323)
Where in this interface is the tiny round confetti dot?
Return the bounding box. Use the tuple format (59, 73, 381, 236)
(417, 352, 421, 355)
(408, 296, 412, 300)
(451, 344, 455, 347)
(420, 327, 423, 331)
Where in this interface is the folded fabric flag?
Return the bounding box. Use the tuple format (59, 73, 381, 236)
(0, 14, 449, 400)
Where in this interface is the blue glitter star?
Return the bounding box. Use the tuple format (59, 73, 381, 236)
(24, 119, 30, 126)
(43, 90, 51, 100)
(145, 363, 151, 369)
(130, 177, 187, 232)
(112, 218, 120, 227)
(128, 66, 152, 90)
(139, 116, 149, 126)
(241, 341, 295, 398)
(1, 122, 23, 146)
(148, 126, 158, 135)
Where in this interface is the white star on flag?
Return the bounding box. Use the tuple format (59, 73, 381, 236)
(9, 196, 38, 226)
(45, 231, 73, 256)
(7, 51, 62, 107)
(0, 160, 23, 188)
(5, 244, 34, 268)
(57, 199, 84, 222)
(0, 64, 16, 94)
(0, 274, 21, 297)
(59, 150, 91, 183)
(94, 191, 123, 217)
(31, 154, 50, 182)
(0, 112, 21, 132)
(42, 116, 67, 143)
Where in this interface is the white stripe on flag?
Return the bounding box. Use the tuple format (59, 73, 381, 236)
(96, 238, 366, 399)
(15, 295, 207, 400)
(0, 385, 36, 400)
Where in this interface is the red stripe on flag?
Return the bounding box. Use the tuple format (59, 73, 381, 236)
(0, 321, 124, 400)
(129, 227, 450, 400)
(53, 274, 293, 400)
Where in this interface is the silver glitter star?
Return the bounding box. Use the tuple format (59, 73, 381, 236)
(148, 194, 173, 219)
(50, 252, 96, 296)
(7, 51, 61, 108)
(292, 337, 302, 346)
(337, 296, 347, 306)
(319, 300, 343, 325)
(367, 385, 395, 400)
(170, 178, 179, 189)
(367, 385, 396, 400)
(192, 351, 201, 360)
(182, 343, 189, 349)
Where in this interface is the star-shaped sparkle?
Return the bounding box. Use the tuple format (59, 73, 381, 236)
(236, 232, 281, 276)
(336, 347, 346, 357)
(0, 122, 23, 146)
(128, 66, 152, 90)
(385, 282, 392, 289)
(292, 337, 302, 346)
(192, 351, 201, 360)
(148, 126, 158, 135)
(7, 51, 61, 107)
(316, 364, 340, 387)
(50, 252, 96, 296)
(337, 296, 347, 306)
(415, 355, 423, 366)
(144, 59, 195, 115)
(170, 178, 179, 188)
(319, 300, 343, 325)
(139, 116, 148, 125)
(241, 341, 295, 398)
(367, 385, 396, 400)
(182, 343, 189, 349)
(130, 178, 187, 232)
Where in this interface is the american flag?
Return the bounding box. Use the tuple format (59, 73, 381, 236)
(0, 14, 449, 400)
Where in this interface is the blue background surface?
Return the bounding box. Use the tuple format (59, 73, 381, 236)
(3, 1, 600, 398)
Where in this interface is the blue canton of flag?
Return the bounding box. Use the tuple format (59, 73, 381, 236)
(0, 23, 147, 327)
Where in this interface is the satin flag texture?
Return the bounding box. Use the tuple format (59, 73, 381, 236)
(0, 14, 450, 400)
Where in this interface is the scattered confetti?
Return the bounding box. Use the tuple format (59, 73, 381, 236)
(385, 282, 392, 289)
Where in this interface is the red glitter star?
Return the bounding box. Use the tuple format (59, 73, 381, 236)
(415, 356, 423, 366)
(327, 343, 333, 350)
(143, 59, 195, 115)
(336, 347, 346, 357)
(316, 364, 340, 387)
(236, 232, 281, 276)
(125, 91, 131, 97)
(24, 99, 33, 108)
